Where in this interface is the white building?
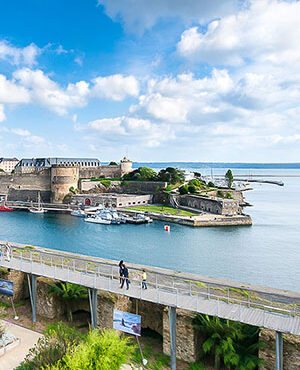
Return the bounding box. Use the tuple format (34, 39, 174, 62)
(0, 158, 19, 173)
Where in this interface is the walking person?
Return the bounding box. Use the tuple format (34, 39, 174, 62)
(142, 269, 147, 290)
(120, 264, 130, 290)
(119, 260, 124, 286)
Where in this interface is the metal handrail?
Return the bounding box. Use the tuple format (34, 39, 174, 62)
(0, 242, 299, 318)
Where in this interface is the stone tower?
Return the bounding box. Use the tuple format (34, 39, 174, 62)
(120, 157, 132, 176)
(50, 164, 79, 203)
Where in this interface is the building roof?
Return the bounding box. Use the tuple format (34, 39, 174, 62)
(0, 157, 19, 162)
(16, 157, 101, 167)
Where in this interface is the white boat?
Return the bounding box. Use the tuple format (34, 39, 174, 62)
(84, 215, 111, 224)
(29, 192, 46, 214)
(71, 209, 86, 217)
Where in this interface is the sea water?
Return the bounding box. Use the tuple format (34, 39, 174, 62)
(0, 166, 299, 292)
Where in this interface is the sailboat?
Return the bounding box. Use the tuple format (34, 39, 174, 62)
(29, 192, 46, 214)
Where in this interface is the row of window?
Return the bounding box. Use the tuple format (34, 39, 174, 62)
(22, 161, 99, 167)
(118, 200, 147, 206)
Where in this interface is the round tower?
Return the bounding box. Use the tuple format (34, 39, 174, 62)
(50, 164, 79, 203)
(120, 157, 132, 176)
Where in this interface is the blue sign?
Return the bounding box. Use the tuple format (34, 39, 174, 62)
(0, 278, 13, 297)
(113, 309, 141, 336)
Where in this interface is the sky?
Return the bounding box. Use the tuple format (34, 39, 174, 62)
(0, 0, 300, 162)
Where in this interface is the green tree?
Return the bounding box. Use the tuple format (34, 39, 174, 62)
(189, 179, 201, 187)
(225, 169, 234, 188)
(51, 330, 134, 370)
(49, 283, 88, 322)
(109, 161, 118, 166)
(123, 167, 157, 181)
(207, 181, 215, 187)
(193, 315, 241, 369)
(157, 167, 185, 184)
(179, 185, 189, 195)
(226, 192, 233, 199)
(188, 184, 197, 193)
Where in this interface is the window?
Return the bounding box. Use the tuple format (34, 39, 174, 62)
(128, 202, 131, 205)
(133, 202, 135, 204)
(119, 203, 122, 206)
(138, 201, 140, 204)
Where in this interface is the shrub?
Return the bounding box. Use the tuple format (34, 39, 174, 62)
(69, 186, 75, 194)
(208, 181, 215, 187)
(188, 184, 197, 193)
(216, 190, 224, 198)
(226, 192, 233, 199)
(189, 179, 201, 187)
(109, 161, 118, 166)
(179, 185, 189, 195)
(52, 330, 134, 370)
(16, 322, 84, 370)
(100, 180, 111, 188)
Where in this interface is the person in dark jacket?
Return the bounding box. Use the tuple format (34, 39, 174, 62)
(119, 260, 124, 285)
(120, 264, 130, 290)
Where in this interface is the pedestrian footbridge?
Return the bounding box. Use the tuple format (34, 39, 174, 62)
(0, 241, 299, 369)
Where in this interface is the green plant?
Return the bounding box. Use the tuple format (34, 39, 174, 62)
(193, 314, 241, 369)
(188, 184, 197, 193)
(225, 169, 234, 188)
(189, 179, 201, 187)
(52, 329, 134, 370)
(179, 185, 189, 195)
(16, 322, 84, 370)
(208, 181, 215, 187)
(216, 190, 224, 198)
(49, 282, 88, 322)
(226, 192, 233, 199)
(109, 161, 118, 166)
(100, 180, 111, 188)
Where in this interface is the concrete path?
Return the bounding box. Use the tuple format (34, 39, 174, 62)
(0, 320, 43, 370)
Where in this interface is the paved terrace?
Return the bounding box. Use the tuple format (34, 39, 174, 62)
(0, 241, 299, 336)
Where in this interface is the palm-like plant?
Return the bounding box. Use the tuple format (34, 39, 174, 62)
(235, 325, 265, 369)
(193, 314, 241, 369)
(49, 282, 88, 322)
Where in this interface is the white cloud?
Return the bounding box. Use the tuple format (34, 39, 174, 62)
(0, 104, 5, 122)
(86, 116, 173, 147)
(0, 40, 40, 65)
(92, 74, 139, 101)
(98, 0, 239, 33)
(177, 0, 300, 67)
(25, 135, 45, 145)
(0, 74, 30, 104)
(11, 128, 31, 136)
(14, 68, 90, 115)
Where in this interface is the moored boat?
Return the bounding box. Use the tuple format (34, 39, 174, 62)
(0, 204, 14, 212)
(84, 215, 111, 224)
(29, 192, 46, 214)
(71, 209, 86, 217)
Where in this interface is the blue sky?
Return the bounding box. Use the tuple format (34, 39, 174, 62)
(1, 0, 300, 162)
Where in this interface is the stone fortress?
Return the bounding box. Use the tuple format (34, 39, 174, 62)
(0, 156, 133, 203)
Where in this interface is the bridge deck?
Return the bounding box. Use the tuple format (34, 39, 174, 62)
(0, 242, 299, 335)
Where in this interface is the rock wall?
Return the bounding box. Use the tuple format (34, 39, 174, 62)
(36, 277, 65, 319)
(259, 328, 300, 369)
(163, 308, 200, 363)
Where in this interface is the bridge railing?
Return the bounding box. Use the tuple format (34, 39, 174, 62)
(0, 243, 299, 318)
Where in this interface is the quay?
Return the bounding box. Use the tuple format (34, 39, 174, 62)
(5, 201, 252, 227)
(0, 241, 299, 369)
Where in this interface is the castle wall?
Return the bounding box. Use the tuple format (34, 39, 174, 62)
(50, 165, 79, 203)
(178, 194, 240, 215)
(0, 170, 51, 202)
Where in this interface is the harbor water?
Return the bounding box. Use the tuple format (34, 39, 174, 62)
(0, 167, 299, 292)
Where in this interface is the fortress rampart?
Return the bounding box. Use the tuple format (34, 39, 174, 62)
(0, 158, 133, 203)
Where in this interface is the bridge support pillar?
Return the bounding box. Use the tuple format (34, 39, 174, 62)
(168, 306, 176, 370)
(89, 288, 98, 330)
(275, 331, 283, 370)
(27, 274, 37, 322)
